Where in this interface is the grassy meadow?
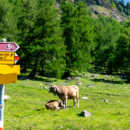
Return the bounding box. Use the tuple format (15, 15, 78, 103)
(4, 73, 130, 130)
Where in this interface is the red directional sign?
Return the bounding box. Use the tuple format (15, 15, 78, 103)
(0, 42, 19, 52)
(15, 53, 20, 64)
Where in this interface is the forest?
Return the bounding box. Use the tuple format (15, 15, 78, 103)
(0, 0, 130, 80)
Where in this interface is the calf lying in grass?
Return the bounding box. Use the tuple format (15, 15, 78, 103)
(45, 100, 64, 110)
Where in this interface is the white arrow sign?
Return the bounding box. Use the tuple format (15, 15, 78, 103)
(0, 42, 20, 52)
(15, 53, 20, 64)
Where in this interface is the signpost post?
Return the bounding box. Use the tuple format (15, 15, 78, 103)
(0, 85, 4, 130)
(0, 39, 20, 130)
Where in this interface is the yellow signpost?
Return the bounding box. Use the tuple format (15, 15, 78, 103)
(0, 52, 15, 65)
(0, 74, 17, 84)
(0, 39, 20, 130)
(0, 65, 20, 84)
(0, 65, 20, 75)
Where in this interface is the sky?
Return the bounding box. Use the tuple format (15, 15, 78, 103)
(125, 0, 130, 4)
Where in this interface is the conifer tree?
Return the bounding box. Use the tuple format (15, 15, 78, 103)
(27, 0, 66, 78)
(61, 1, 94, 77)
(17, 0, 37, 72)
(0, 0, 18, 40)
(114, 20, 130, 80)
(93, 17, 121, 73)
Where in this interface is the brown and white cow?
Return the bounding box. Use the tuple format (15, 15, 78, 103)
(49, 85, 79, 108)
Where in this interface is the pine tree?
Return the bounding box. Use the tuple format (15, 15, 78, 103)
(0, 0, 18, 40)
(93, 17, 121, 74)
(27, 0, 66, 78)
(61, 1, 94, 77)
(114, 20, 130, 80)
(16, 0, 37, 72)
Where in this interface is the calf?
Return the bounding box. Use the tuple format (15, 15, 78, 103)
(45, 100, 64, 110)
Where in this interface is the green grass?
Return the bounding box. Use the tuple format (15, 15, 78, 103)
(4, 73, 130, 130)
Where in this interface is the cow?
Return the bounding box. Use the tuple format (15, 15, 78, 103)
(49, 85, 79, 109)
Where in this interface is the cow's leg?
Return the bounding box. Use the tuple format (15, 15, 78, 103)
(65, 97, 67, 109)
(76, 92, 79, 108)
(73, 98, 76, 108)
(63, 99, 66, 109)
(77, 98, 79, 108)
(56, 106, 60, 110)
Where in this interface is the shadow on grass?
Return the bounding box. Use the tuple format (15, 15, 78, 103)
(18, 75, 57, 82)
(91, 78, 124, 84)
(36, 108, 45, 111)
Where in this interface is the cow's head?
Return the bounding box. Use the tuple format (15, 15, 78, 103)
(49, 85, 57, 96)
(58, 100, 64, 108)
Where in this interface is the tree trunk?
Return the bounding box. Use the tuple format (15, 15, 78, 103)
(28, 57, 39, 78)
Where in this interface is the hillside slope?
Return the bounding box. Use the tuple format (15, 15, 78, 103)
(84, 0, 116, 7)
(57, 0, 129, 21)
(89, 5, 126, 22)
(85, 0, 128, 21)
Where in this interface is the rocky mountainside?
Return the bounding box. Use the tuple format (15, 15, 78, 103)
(85, 0, 128, 21)
(84, 0, 117, 7)
(57, 0, 129, 22)
(89, 5, 126, 22)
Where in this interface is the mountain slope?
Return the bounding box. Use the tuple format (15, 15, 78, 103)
(86, 0, 129, 20)
(89, 5, 126, 21)
(83, 0, 128, 21)
(57, 0, 129, 21)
